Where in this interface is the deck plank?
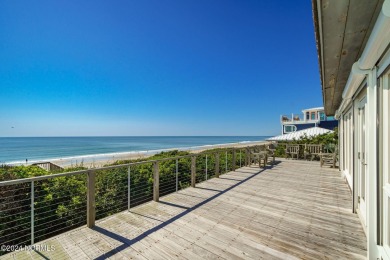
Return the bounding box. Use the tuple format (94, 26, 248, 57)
(0, 160, 367, 259)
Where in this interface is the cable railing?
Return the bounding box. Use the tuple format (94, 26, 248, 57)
(0, 144, 270, 255)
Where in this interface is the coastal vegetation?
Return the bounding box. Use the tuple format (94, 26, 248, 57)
(274, 128, 338, 157)
(0, 136, 338, 254)
(0, 148, 246, 254)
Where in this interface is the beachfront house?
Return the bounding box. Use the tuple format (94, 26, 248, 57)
(313, 0, 390, 259)
(280, 107, 338, 134)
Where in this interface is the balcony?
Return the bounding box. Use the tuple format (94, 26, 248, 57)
(280, 115, 322, 125)
(281, 114, 303, 123)
(0, 153, 366, 259)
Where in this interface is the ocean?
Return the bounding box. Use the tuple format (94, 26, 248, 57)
(0, 136, 269, 165)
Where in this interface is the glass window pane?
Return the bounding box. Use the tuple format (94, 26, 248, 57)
(284, 126, 296, 133)
(311, 112, 316, 120)
(320, 112, 325, 121)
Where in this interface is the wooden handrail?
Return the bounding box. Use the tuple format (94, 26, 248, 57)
(0, 144, 269, 241)
(0, 143, 270, 187)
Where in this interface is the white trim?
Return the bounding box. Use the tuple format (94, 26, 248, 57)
(341, 108, 354, 193)
(343, 170, 353, 191)
(382, 73, 390, 259)
(378, 45, 390, 76)
(367, 67, 379, 259)
(283, 125, 297, 133)
(357, 96, 368, 227)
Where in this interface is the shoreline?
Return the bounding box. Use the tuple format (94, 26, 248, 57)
(7, 140, 268, 168)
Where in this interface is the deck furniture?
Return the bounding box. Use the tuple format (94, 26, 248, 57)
(304, 144, 323, 161)
(250, 151, 267, 168)
(320, 145, 338, 168)
(266, 144, 276, 165)
(320, 153, 337, 168)
(285, 144, 299, 159)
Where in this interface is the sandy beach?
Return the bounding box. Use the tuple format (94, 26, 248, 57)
(47, 140, 269, 169)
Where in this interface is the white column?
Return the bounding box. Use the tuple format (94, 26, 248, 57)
(366, 67, 379, 259)
(339, 116, 344, 176)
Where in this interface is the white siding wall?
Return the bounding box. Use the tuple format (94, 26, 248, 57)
(342, 108, 353, 189)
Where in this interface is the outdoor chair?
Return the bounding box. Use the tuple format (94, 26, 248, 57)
(320, 153, 336, 168)
(320, 144, 338, 168)
(285, 144, 299, 159)
(304, 144, 323, 161)
(249, 146, 267, 168)
(266, 143, 276, 165)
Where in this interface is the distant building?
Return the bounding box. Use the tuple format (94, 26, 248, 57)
(280, 106, 338, 134)
(313, 0, 390, 259)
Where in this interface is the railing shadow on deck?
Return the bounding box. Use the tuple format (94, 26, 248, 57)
(0, 143, 282, 258)
(91, 163, 273, 260)
(33, 250, 50, 260)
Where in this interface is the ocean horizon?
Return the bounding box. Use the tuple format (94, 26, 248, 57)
(0, 136, 270, 165)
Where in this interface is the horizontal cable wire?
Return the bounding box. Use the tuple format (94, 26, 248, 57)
(0, 209, 32, 219)
(0, 203, 31, 213)
(34, 198, 87, 211)
(1, 232, 31, 245)
(35, 216, 85, 232)
(0, 197, 33, 207)
(35, 220, 85, 241)
(34, 206, 87, 224)
(35, 213, 86, 229)
(0, 226, 31, 239)
(0, 223, 30, 234)
(129, 196, 153, 206)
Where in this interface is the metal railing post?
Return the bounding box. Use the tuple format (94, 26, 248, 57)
(191, 156, 196, 187)
(87, 170, 96, 228)
(176, 159, 178, 192)
(153, 162, 159, 202)
(225, 151, 228, 173)
(31, 181, 34, 245)
(239, 149, 242, 167)
(244, 148, 247, 166)
(232, 149, 236, 171)
(246, 148, 251, 166)
(128, 166, 131, 210)
(215, 153, 220, 177)
(205, 155, 208, 180)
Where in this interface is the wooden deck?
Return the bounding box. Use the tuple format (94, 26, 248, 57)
(1, 159, 367, 259)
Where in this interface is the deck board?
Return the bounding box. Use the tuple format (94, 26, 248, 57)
(1, 159, 367, 259)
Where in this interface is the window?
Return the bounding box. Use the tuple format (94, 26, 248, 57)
(306, 112, 310, 120)
(342, 109, 353, 182)
(319, 112, 325, 120)
(284, 125, 297, 133)
(383, 73, 390, 252)
(311, 112, 316, 120)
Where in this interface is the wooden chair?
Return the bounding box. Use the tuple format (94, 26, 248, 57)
(320, 145, 338, 168)
(285, 144, 299, 159)
(320, 153, 336, 168)
(249, 146, 267, 168)
(266, 144, 276, 165)
(304, 144, 322, 161)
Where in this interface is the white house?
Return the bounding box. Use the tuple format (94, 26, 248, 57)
(313, 0, 390, 259)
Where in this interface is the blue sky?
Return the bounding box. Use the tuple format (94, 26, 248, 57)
(0, 1, 321, 137)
